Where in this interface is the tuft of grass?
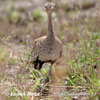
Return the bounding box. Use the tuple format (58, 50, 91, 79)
(30, 68, 42, 89)
(66, 33, 100, 99)
(0, 47, 9, 63)
(30, 9, 44, 21)
(0, 46, 18, 65)
(30, 66, 49, 89)
(10, 11, 20, 24)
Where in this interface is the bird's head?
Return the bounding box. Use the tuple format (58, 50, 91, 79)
(45, 3, 55, 14)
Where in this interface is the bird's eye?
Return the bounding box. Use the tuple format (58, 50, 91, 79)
(51, 6, 54, 9)
(45, 4, 48, 8)
(45, 5, 47, 8)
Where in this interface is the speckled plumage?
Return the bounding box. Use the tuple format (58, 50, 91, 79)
(31, 36, 62, 62)
(30, 3, 62, 71)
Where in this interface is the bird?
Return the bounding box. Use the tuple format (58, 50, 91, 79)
(30, 3, 62, 81)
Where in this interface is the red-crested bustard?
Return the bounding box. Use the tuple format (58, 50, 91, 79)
(30, 3, 62, 81)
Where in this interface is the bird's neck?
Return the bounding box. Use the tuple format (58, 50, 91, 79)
(47, 13, 55, 39)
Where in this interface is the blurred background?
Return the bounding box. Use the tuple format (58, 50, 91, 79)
(0, 0, 99, 45)
(0, 0, 100, 100)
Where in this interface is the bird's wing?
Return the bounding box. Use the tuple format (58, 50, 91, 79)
(30, 40, 39, 62)
(30, 36, 46, 62)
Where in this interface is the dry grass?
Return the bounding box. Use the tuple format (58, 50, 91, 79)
(0, 0, 100, 100)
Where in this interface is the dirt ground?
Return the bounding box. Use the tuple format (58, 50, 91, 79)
(0, 0, 100, 100)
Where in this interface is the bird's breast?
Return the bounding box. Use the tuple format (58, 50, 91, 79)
(38, 44, 62, 61)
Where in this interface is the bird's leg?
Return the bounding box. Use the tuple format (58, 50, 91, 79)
(49, 64, 52, 77)
(38, 62, 44, 70)
(48, 64, 53, 83)
(48, 61, 55, 83)
(42, 64, 52, 83)
(34, 62, 38, 69)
